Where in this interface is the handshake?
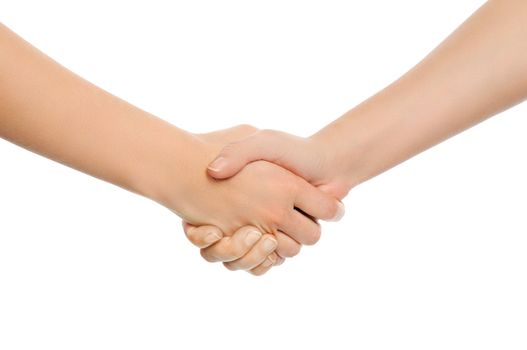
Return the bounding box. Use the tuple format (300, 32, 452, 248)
(0, 23, 389, 277)
(180, 125, 352, 276)
(2, 0, 526, 276)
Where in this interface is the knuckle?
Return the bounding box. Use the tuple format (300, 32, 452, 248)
(220, 142, 238, 156)
(223, 261, 238, 271)
(187, 226, 221, 247)
(185, 230, 200, 245)
(197, 232, 215, 246)
(279, 175, 301, 195)
(289, 180, 302, 196)
(211, 237, 239, 261)
(182, 224, 195, 238)
(223, 244, 242, 261)
(303, 225, 322, 246)
(200, 249, 216, 263)
(236, 256, 259, 271)
(249, 268, 267, 276)
(235, 124, 258, 134)
(269, 209, 290, 228)
(281, 242, 301, 258)
(258, 129, 278, 139)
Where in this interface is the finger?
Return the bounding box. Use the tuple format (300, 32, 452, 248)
(207, 130, 296, 179)
(224, 234, 277, 271)
(182, 222, 223, 249)
(274, 231, 301, 258)
(248, 252, 279, 276)
(278, 210, 322, 246)
(294, 180, 345, 222)
(200, 226, 263, 263)
(274, 256, 285, 266)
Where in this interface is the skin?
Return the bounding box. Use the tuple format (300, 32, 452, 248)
(0, 23, 344, 275)
(183, 223, 284, 276)
(189, 0, 527, 274)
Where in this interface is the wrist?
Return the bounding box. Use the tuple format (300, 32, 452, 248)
(309, 122, 364, 197)
(123, 120, 215, 215)
(312, 91, 419, 191)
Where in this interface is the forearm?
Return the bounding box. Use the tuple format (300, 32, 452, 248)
(314, 0, 527, 188)
(0, 23, 203, 207)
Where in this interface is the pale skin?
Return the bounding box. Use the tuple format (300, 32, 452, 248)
(0, 23, 345, 276)
(187, 0, 527, 274)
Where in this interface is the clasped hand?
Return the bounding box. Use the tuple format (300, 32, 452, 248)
(181, 125, 347, 276)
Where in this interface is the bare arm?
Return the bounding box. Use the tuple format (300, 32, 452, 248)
(206, 0, 527, 198)
(0, 23, 340, 251)
(0, 23, 198, 203)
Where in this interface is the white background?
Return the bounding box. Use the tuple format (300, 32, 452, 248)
(1, 1, 526, 349)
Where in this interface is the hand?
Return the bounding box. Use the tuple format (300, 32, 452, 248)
(183, 223, 286, 276)
(205, 129, 354, 199)
(178, 126, 341, 275)
(183, 217, 304, 275)
(163, 125, 343, 250)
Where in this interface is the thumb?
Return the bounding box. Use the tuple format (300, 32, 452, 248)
(207, 130, 289, 179)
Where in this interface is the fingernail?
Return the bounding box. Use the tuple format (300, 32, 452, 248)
(244, 230, 262, 245)
(263, 238, 277, 253)
(262, 257, 274, 267)
(208, 157, 227, 172)
(205, 231, 222, 243)
(329, 202, 346, 222)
